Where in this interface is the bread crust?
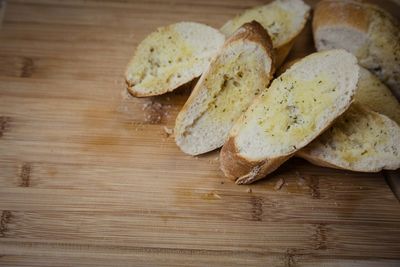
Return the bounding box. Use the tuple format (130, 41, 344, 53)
(220, 137, 291, 184)
(312, 0, 369, 34)
(175, 21, 275, 155)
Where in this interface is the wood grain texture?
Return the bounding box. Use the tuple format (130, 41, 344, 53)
(0, 0, 399, 266)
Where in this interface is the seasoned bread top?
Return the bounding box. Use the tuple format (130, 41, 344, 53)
(230, 50, 359, 160)
(220, 50, 359, 184)
(298, 103, 400, 172)
(125, 22, 225, 97)
(174, 21, 274, 155)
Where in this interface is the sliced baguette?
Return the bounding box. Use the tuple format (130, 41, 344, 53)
(297, 103, 400, 172)
(220, 0, 310, 68)
(174, 21, 274, 155)
(125, 22, 225, 97)
(313, 0, 400, 99)
(220, 49, 359, 184)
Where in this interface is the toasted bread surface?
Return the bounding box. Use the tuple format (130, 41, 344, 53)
(125, 22, 225, 97)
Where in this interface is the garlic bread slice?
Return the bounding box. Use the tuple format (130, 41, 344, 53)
(125, 22, 225, 97)
(175, 21, 274, 155)
(220, 49, 359, 184)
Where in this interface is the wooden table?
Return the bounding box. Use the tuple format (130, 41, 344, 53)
(0, 0, 399, 266)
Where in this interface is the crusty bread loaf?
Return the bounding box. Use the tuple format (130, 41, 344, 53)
(125, 22, 225, 97)
(220, 49, 359, 184)
(174, 21, 274, 155)
(356, 67, 400, 125)
(220, 0, 310, 67)
(313, 0, 400, 99)
(297, 104, 400, 172)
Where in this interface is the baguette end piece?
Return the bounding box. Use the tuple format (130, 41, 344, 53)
(313, 0, 400, 99)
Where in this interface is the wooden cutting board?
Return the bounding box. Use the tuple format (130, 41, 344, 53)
(0, 0, 399, 266)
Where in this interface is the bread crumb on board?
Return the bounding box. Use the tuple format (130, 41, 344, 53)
(163, 126, 173, 137)
(121, 88, 133, 100)
(208, 156, 219, 164)
(246, 188, 252, 193)
(274, 178, 285, 191)
(296, 171, 306, 186)
(142, 101, 172, 124)
(202, 191, 221, 200)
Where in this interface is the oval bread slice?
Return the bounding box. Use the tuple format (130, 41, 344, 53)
(220, 49, 359, 184)
(125, 22, 225, 97)
(313, 0, 400, 99)
(297, 104, 400, 172)
(174, 21, 274, 155)
(220, 0, 310, 67)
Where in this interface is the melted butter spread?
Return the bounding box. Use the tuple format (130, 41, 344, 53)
(127, 27, 196, 93)
(200, 49, 268, 126)
(318, 105, 389, 164)
(237, 73, 339, 156)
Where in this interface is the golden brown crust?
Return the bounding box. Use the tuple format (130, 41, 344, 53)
(233, 21, 276, 77)
(126, 81, 145, 97)
(313, 0, 370, 34)
(220, 137, 262, 181)
(220, 137, 292, 185)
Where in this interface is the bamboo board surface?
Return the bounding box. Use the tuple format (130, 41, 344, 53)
(0, 0, 399, 266)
